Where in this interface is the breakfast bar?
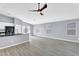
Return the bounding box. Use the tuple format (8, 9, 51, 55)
(0, 34, 29, 49)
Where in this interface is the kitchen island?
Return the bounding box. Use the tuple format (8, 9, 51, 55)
(0, 34, 29, 49)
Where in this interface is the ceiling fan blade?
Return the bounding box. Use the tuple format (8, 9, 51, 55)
(28, 10, 39, 12)
(40, 3, 47, 11)
(38, 3, 40, 10)
(39, 12, 44, 15)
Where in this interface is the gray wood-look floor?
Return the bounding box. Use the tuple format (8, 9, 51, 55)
(0, 36, 79, 56)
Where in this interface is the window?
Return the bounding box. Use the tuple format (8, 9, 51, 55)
(67, 23, 76, 35)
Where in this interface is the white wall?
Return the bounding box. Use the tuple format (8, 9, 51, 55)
(0, 14, 14, 23)
(14, 18, 32, 35)
(33, 19, 79, 42)
(15, 24, 22, 34)
(0, 14, 14, 32)
(0, 22, 14, 29)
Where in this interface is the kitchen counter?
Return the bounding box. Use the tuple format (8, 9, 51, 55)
(0, 34, 29, 49)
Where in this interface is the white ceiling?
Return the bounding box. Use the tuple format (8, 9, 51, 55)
(0, 3, 79, 24)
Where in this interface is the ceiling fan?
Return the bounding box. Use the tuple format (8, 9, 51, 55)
(29, 3, 47, 15)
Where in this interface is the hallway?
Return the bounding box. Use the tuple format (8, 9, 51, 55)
(0, 36, 79, 56)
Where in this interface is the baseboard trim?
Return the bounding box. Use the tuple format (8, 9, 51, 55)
(33, 35, 79, 43)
